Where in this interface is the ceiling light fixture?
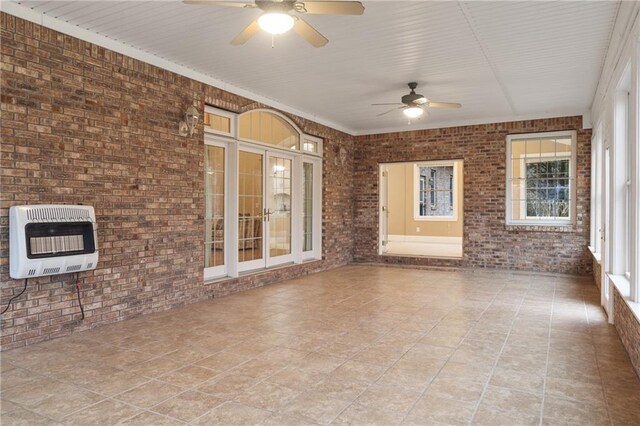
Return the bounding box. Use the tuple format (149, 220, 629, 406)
(403, 106, 424, 119)
(258, 12, 295, 35)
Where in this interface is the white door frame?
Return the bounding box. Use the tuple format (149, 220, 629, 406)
(379, 164, 389, 255)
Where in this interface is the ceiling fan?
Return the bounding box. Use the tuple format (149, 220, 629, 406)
(183, 1, 365, 47)
(373, 82, 462, 120)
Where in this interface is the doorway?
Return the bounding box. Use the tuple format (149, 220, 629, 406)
(379, 160, 464, 258)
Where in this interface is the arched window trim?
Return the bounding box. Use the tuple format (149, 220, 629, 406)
(204, 105, 322, 157)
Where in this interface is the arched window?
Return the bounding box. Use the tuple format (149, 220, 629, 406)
(238, 110, 300, 150)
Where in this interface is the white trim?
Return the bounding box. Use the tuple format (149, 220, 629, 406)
(505, 130, 577, 226)
(0, 2, 354, 136)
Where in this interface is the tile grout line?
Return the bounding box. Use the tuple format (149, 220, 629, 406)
(537, 279, 557, 425)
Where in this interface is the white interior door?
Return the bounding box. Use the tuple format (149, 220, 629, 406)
(266, 152, 294, 267)
(379, 165, 389, 254)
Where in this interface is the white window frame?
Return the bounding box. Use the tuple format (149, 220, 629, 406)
(505, 130, 577, 226)
(204, 135, 230, 281)
(204, 105, 237, 138)
(590, 124, 603, 257)
(413, 160, 460, 222)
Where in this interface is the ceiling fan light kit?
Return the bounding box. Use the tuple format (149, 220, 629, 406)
(185, 0, 364, 47)
(403, 106, 424, 119)
(258, 12, 295, 34)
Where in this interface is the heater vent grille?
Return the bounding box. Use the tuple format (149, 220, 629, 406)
(28, 269, 36, 276)
(66, 265, 82, 272)
(42, 267, 60, 275)
(86, 262, 93, 269)
(26, 207, 93, 223)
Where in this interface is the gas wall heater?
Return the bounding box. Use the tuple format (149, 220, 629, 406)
(9, 205, 98, 279)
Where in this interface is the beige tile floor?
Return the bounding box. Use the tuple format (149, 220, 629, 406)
(1, 265, 640, 425)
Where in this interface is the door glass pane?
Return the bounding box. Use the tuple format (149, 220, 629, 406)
(303, 162, 313, 252)
(239, 151, 263, 262)
(268, 156, 292, 257)
(205, 146, 224, 268)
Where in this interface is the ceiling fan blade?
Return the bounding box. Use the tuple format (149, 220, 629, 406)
(428, 101, 462, 109)
(300, 1, 364, 15)
(292, 18, 328, 47)
(183, 1, 256, 7)
(371, 103, 404, 106)
(414, 97, 428, 105)
(376, 106, 405, 117)
(231, 20, 260, 45)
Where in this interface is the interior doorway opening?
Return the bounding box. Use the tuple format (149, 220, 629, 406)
(379, 160, 464, 258)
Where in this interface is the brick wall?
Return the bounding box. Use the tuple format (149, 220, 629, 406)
(0, 13, 354, 350)
(613, 289, 640, 378)
(354, 117, 592, 275)
(593, 256, 602, 289)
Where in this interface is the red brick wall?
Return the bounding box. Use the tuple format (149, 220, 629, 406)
(613, 289, 640, 378)
(354, 117, 592, 275)
(0, 13, 354, 350)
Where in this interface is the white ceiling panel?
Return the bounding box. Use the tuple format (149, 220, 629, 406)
(9, 0, 620, 134)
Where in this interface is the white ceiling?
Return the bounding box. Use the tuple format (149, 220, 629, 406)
(7, 1, 620, 134)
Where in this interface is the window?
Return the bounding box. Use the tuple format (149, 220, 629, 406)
(303, 162, 313, 252)
(624, 91, 631, 279)
(590, 126, 603, 254)
(506, 131, 577, 225)
(204, 106, 235, 138)
(414, 161, 459, 221)
(204, 142, 226, 279)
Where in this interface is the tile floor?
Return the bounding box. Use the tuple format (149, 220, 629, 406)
(1, 265, 640, 425)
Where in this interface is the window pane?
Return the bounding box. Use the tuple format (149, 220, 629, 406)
(238, 151, 263, 262)
(417, 164, 455, 217)
(303, 163, 313, 252)
(205, 145, 225, 268)
(239, 110, 300, 150)
(204, 112, 231, 134)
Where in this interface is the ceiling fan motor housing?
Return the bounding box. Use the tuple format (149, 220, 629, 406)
(256, 0, 297, 12)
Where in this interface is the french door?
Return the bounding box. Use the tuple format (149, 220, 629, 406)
(238, 146, 294, 272)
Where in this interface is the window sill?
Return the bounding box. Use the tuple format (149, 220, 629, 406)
(588, 246, 602, 264)
(504, 223, 577, 233)
(608, 274, 640, 324)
